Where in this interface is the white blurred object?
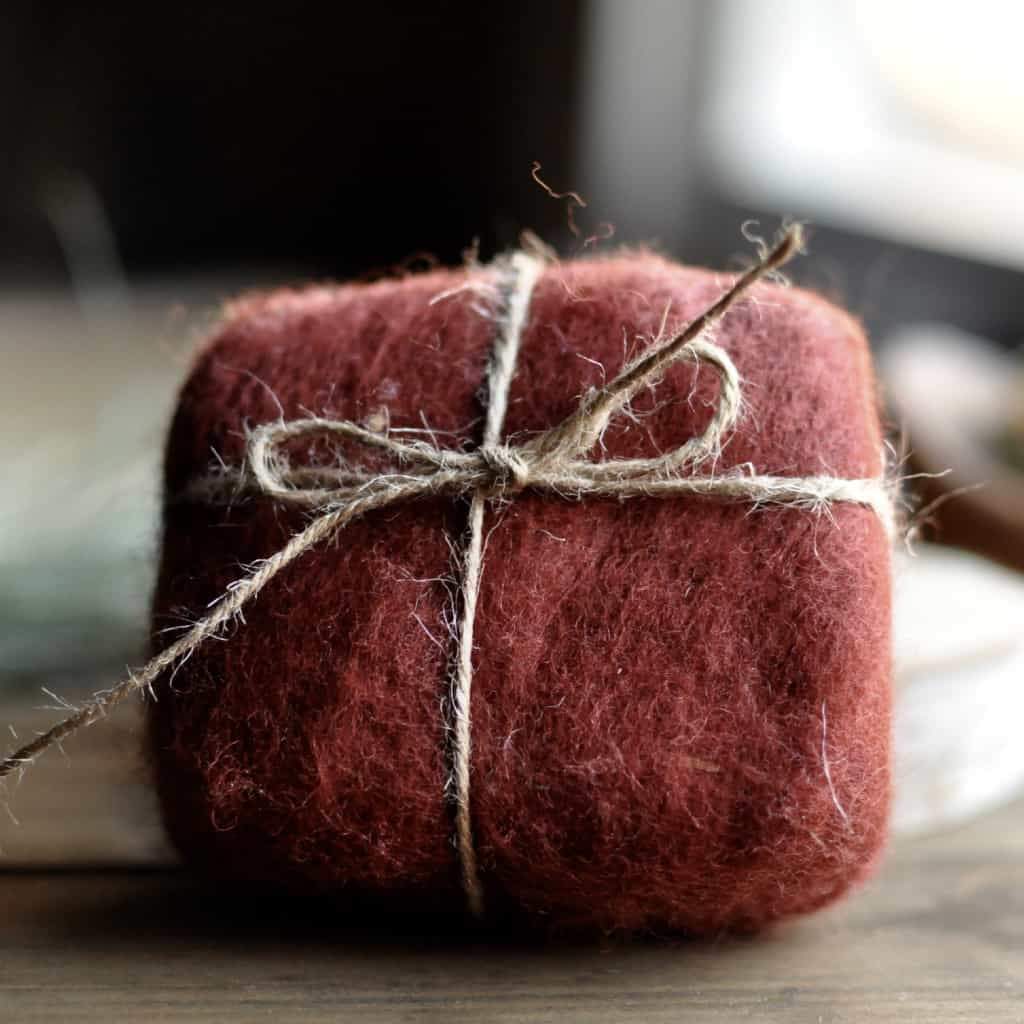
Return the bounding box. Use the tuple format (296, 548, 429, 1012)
(881, 324, 1024, 515)
(856, 0, 1024, 167)
(893, 543, 1024, 834)
(705, 0, 1024, 270)
(880, 324, 1024, 573)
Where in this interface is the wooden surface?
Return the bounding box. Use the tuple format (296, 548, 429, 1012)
(1, 704, 1023, 1022)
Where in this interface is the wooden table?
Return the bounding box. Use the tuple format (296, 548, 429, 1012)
(1, 703, 1022, 1023)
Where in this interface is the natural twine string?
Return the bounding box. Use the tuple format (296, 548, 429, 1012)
(0, 225, 894, 916)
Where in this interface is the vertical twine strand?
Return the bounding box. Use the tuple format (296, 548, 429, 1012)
(450, 251, 544, 917)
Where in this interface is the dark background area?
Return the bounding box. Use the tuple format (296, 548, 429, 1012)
(3, 1, 1024, 348)
(1, 2, 586, 281)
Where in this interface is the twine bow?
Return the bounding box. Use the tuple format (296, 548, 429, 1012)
(192, 228, 888, 526)
(0, 226, 893, 917)
(235, 333, 740, 507)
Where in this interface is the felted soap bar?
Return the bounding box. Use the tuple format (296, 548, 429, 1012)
(150, 253, 891, 934)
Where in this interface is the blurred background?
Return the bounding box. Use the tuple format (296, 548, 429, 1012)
(2, 0, 1024, 856)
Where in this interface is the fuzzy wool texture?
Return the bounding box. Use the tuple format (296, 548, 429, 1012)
(150, 253, 892, 935)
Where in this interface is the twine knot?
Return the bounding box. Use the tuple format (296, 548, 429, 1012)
(479, 444, 531, 494)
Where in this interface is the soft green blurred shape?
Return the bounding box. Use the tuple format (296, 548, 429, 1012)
(0, 288, 213, 692)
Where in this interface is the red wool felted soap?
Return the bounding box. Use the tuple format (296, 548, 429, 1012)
(150, 252, 891, 935)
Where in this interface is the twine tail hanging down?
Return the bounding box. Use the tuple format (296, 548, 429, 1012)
(0, 225, 894, 916)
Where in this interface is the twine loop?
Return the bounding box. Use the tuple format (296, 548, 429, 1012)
(217, 325, 751, 516)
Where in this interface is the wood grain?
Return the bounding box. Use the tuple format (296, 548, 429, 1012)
(1, 706, 1022, 1022)
(0, 701, 173, 866)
